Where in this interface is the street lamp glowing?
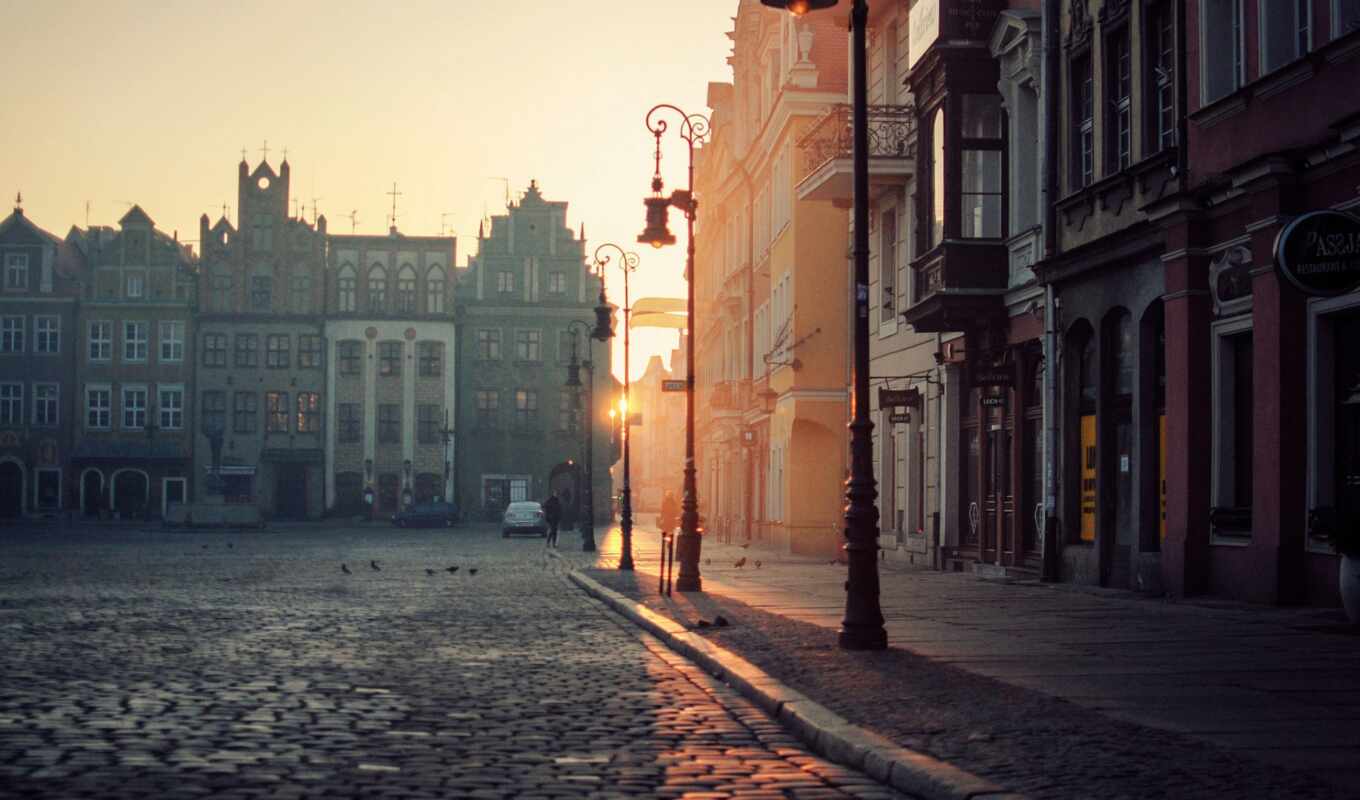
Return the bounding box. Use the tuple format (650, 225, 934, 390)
(618, 397, 629, 416)
(759, 0, 838, 14)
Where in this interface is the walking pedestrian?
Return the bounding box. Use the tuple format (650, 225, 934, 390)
(542, 490, 563, 548)
(659, 490, 680, 535)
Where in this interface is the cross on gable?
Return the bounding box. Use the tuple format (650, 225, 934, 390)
(260, 140, 270, 162)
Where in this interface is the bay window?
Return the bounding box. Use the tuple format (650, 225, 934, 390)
(960, 95, 1004, 239)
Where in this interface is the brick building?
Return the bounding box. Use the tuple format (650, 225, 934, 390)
(69, 206, 196, 520)
(0, 200, 80, 517)
(194, 158, 329, 520)
(324, 228, 457, 519)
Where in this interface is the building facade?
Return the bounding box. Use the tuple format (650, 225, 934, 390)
(195, 158, 329, 519)
(631, 351, 686, 514)
(0, 201, 79, 518)
(455, 181, 610, 525)
(324, 227, 457, 520)
(70, 206, 196, 520)
(694, 0, 851, 557)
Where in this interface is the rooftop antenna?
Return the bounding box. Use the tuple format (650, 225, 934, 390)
(221, 203, 231, 221)
(386, 182, 403, 231)
(345, 210, 359, 233)
(311, 196, 322, 224)
(291, 198, 301, 218)
(440, 212, 456, 237)
(84, 200, 90, 227)
(488, 177, 510, 207)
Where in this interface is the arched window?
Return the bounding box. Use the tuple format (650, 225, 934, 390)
(930, 108, 945, 249)
(426, 267, 445, 314)
(337, 265, 356, 312)
(396, 265, 417, 314)
(368, 264, 386, 312)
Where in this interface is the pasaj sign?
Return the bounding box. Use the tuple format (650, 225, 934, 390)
(661, 379, 687, 392)
(1275, 210, 1360, 297)
(878, 387, 921, 409)
(889, 412, 912, 424)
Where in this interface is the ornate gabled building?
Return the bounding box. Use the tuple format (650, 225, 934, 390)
(324, 224, 456, 519)
(0, 199, 80, 518)
(69, 205, 196, 520)
(455, 181, 610, 524)
(195, 158, 328, 519)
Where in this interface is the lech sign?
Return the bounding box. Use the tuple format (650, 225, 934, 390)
(661, 379, 687, 392)
(1274, 210, 1360, 296)
(879, 387, 921, 408)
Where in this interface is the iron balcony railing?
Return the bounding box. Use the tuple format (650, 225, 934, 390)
(798, 103, 917, 180)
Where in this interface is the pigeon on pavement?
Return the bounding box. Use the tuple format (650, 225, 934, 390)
(341, 563, 352, 575)
(740, 541, 750, 549)
(734, 557, 747, 569)
(468, 568, 479, 576)
(755, 560, 762, 569)
(714, 615, 730, 627)
(370, 560, 381, 571)
(425, 568, 436, 576)
(704, 558, 711, 566)
(445, 566, 459, 574)
(696, 619, 711, 628)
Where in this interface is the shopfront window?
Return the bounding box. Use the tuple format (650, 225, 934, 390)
(1212, 320, 1254, 538)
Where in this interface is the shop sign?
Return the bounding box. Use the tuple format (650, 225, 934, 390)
(879, 387, 920, 408)
(972, 367, 1014, 387)
(661, 380, 686, 392)
(889, 412, 912, 424)
(980, 395, 1006, 408)
(1274, 210, 1360, 297)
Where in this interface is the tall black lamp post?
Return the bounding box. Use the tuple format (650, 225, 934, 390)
(639, 104, 710, 592)
(593, 243, 639, 570)
(565, 303, 612, 552)
(761, 0, 886, 650)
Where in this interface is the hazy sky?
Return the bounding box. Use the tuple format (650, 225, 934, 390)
(2, 0, 741, 380)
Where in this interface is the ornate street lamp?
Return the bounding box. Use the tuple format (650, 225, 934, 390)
(565, 320, 602, 552)
(761, 0, 887, 650)
(640, 104, 710, 592)
(594, 243, 640, 570)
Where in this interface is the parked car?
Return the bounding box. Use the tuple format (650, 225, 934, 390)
(502, 501, 548, 537)
(391, 502, 459, 528)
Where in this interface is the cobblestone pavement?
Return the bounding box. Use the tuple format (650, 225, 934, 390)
(0, 523, 910, 799)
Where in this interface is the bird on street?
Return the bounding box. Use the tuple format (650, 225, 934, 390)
(341, 563, 352, 575)
(468, 568, 479, 576)
(696, 619, 711, 628)
(755, 560, 762, 569)
(425, 568, 436, 576)
(740, 541, 750, 549)
(734, 557, 747, 569)
(370, 560, 381, 571)
(704, 558, 711, 566)
(714, 615, 730, 627)
(445, 566, 459, 574)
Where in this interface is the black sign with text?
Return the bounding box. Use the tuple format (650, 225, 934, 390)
(878, 387, 921, 408)
(1275, 210, 1360, 297)
(971, 367, 1014, 387)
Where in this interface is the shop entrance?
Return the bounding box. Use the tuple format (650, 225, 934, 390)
(274, 464, 307, 519)
(983, 422, 1012, 565)
(1335, 313, 1360, 541)
(0, 462, 23, 517)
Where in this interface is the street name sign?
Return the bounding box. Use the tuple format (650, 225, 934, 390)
(661, 380, 687, 392)
(889, 412, 912, 424)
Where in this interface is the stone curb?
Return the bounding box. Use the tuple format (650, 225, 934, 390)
(566, 567, 1025, 800)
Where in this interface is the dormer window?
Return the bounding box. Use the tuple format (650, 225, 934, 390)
(4, 253, 28, 291)
(125, 271, 145, 299)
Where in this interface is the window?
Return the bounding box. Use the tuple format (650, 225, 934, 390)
(378, 404, 401, 442)
(1, 316, 23, 352)
(0, 383, 21, 425)
(1338, 0, 1360, 38)
(338, 266, 357, 311)
(368, 265, 386, 311)
(558, 330, 577, 364)
(122, 386, 147, 429)
(210, 271, 232, 312)
(234, 391, 257, 433)
(159, 386, 183, 430)
(396, 266, 417, 314)
(1106, 30, 1132, 172)
(547, 272, 566, 295)
(339, 340, 361, 375)
(497, 271, 515, 293)
(514, 389, 538, 427)
(34, 316, 58, 354)
(1147, 1, 1177, 153)
(251, 213, 272, 251)
(929, 108, 945, 249)
(203, 332, 226, 367)
(201, 390, 226, 432)
(1261, 0, 1310, 73)
(558, 391, 577, 432)
(880, 207, 897, 310)
(296, 392, 320, 433)
(1202, 0, 1243, 103)
(265, 392, 289, 432)
(960, 95, 1004, 239)
(514, 329, 541, 361)
(338, 403, 361, 443)
(89, 321, 113, 361)
(1213, 323, 1254, 536)
(477, 329, 501, 360)
(3, 253, 27, 290)
(250, 275, 272, 308)
(266, 334, 290, 368)
(1072, 54, 1094, 188)
(378, 341, 401, 376)
(417, 341, 442, 376)
(476, 390, 499, 426)
(290, 273, 311, 312)
(123, 322, 147, 362)
(87, 386, 111, 429)
(125, 272, 145, 299)
(426, 270, 445, 314)
(299, 335, 322, 369)
(418, 404, 441, 443)
(33, 383, 57, 426)
(159, 321, 183, 362)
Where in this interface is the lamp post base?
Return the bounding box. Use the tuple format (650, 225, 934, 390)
(837, 625, 888, 651)
(581, 524, 596, 552)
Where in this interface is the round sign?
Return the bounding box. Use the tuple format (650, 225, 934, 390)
(1274, 210, 1360, 297)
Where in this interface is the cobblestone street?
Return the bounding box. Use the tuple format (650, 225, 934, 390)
(0, 524, 907, 800)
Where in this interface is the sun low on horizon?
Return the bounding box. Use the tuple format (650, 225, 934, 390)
(1, 0, 740, 381)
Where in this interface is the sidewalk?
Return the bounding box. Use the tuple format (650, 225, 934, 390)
(558, 523, 1360, 798)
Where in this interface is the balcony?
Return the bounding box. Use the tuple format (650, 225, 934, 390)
(796, 104, 917, 203)
(900, 242, 1009, 333)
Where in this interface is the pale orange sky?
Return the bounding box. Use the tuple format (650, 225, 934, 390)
(2, 0, 740, 381)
